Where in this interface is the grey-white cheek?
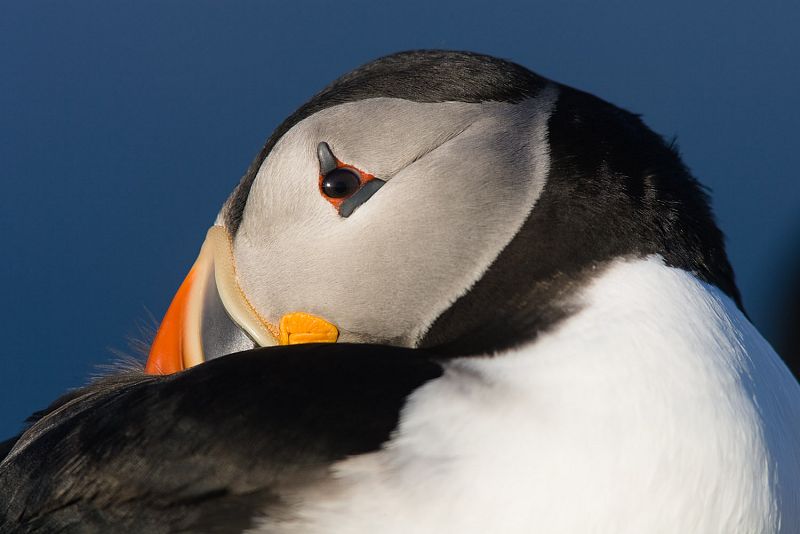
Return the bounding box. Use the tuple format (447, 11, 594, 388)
(232, 92, 557, 346)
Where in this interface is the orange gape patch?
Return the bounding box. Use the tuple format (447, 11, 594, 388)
(279, 312, 339, 345)
(144, 267, 198, 375)
(319, 159, 378, 210)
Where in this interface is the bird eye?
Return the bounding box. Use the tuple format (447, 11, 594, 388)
(321, 168, 361, 199)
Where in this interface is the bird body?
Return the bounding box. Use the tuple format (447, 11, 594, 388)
(254, 257, 800, 534)
(2, 50, 798, 533)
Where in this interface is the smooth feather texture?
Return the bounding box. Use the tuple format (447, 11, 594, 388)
(232, 93, 557, 348)
(254, 258, 800, 534)
(4, 50, 797, 533)
(0, 345, 442, 533)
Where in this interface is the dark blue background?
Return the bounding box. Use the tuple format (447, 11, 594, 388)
(2, 0, 799, 439)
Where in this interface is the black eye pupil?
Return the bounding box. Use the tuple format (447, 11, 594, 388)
(322, 168, 361, 199)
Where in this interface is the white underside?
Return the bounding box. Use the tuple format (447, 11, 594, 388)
(251, 257, 800, 534)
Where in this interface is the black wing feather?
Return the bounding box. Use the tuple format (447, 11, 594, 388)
(0, 344, 442, 533)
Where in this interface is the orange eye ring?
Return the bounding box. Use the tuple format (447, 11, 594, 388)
(319, 160, 378, 210)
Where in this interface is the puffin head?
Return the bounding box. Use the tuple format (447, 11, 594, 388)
(146, 50, 740, 374)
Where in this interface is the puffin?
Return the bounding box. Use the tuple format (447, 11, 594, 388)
(1, 50, 799, 533)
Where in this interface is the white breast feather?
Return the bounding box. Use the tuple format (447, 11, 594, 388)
(252, 257, 800, 534)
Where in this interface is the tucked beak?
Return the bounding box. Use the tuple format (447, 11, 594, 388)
(145, 226, 339, 375)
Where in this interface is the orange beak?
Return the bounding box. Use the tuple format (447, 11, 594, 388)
(145, 226, 339, 375)
(143, 264, 201, 375)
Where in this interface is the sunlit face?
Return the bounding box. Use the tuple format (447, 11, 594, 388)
(144, 89, 558, 374)
(233, 94, 557, 346)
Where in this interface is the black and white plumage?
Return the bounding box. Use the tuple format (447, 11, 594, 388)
(1, 50, 798, 533)
(0, 345, 442, 532)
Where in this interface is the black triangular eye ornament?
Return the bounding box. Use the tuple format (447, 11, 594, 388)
(317, 141, 338, 175)
(317, 142, 386, 218)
